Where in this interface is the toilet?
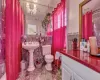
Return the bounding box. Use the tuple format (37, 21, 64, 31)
(42, 45, 54, 71)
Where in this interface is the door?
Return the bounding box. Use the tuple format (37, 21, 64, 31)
(73, 72, 84, 80)
(62, 63, 73, 80)
(62, 68, 72, 80)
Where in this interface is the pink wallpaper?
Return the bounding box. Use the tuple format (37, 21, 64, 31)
(0, 0, 5, 77)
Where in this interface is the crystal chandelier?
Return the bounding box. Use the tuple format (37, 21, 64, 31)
(26, 0, 37, 15)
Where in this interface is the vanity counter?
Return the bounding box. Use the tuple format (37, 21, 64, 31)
(60, 50, 100, 73)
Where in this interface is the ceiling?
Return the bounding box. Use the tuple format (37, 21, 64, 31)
(20, 0, 60, 21)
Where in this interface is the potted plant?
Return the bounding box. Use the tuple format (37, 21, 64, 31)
(42, 13, 51, 31)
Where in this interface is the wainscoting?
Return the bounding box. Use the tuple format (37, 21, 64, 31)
(67, 33, 79, 50)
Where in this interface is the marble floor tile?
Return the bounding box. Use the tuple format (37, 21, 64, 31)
(17, 67, 61, 80)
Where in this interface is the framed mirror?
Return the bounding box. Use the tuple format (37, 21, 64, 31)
(27, 24, 37, 35)
(79, 0, 100, 49)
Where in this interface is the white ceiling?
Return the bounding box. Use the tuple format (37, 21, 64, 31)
(20, 0, 60, 20)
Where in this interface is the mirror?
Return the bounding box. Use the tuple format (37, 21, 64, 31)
(79, 0, 100, 48)
(27, 24, 37, 35)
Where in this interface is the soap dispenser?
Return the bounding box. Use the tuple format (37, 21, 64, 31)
(83, 39, 87, 52)
(80, 39, 84, 51)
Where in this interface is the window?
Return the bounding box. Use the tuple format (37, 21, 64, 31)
(65, 9, 67, 26)
(58, 14, 61, 28)
(27, 24, 37, 35)
(62, 11, 64, 27)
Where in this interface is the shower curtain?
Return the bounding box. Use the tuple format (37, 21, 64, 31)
(5, 0, 24, 80)
(52, 0, 66, 57)
(82, 11, 93, 40)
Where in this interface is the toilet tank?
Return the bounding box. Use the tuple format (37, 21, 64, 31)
(42, 45, 51, 56)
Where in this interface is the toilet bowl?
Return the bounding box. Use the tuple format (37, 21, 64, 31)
(42, 45, 54, 71)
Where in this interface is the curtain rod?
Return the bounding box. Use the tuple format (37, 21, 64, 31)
(19, 0, 54, 9)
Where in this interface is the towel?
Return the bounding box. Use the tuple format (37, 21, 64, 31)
(55, 52, 61, 60)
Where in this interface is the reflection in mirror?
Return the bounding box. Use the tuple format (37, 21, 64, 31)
(81, 0, 100, 47)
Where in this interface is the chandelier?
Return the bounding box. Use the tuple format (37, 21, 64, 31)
(26, 0, 38, 15)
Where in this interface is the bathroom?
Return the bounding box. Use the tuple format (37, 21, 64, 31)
(0, 0, 66, 80)
(1, 0, 100, 80)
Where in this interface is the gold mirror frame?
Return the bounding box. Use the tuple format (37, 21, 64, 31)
(79, 0, 100, 51)
(79, 0, 91, 42)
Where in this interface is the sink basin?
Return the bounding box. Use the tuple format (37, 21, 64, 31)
(22, 42, 39, 50)
(22, 42, 39, 71)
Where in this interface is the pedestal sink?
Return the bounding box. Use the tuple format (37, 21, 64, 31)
(22, 42, 39, 71)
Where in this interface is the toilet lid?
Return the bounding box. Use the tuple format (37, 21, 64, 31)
(45, 55, 54, 59)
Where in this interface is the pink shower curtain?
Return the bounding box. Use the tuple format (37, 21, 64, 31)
(82, 11, 93, 40)
(52, 0, 66, 57)
(5, 0, 24, 80)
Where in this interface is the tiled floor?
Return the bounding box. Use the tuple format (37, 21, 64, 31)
(17, 67, 61, 80)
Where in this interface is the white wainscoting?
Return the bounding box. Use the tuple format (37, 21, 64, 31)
(61, 54, 100, 80)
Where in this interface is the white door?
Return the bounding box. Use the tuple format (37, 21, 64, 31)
(62, 68, 72, 80)
(62, 63, 73, 80)
(73, 72, 84, 80)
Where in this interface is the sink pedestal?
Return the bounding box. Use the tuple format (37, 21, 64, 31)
(22, 42, 39, 72)
(27, 50, 35, 71)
